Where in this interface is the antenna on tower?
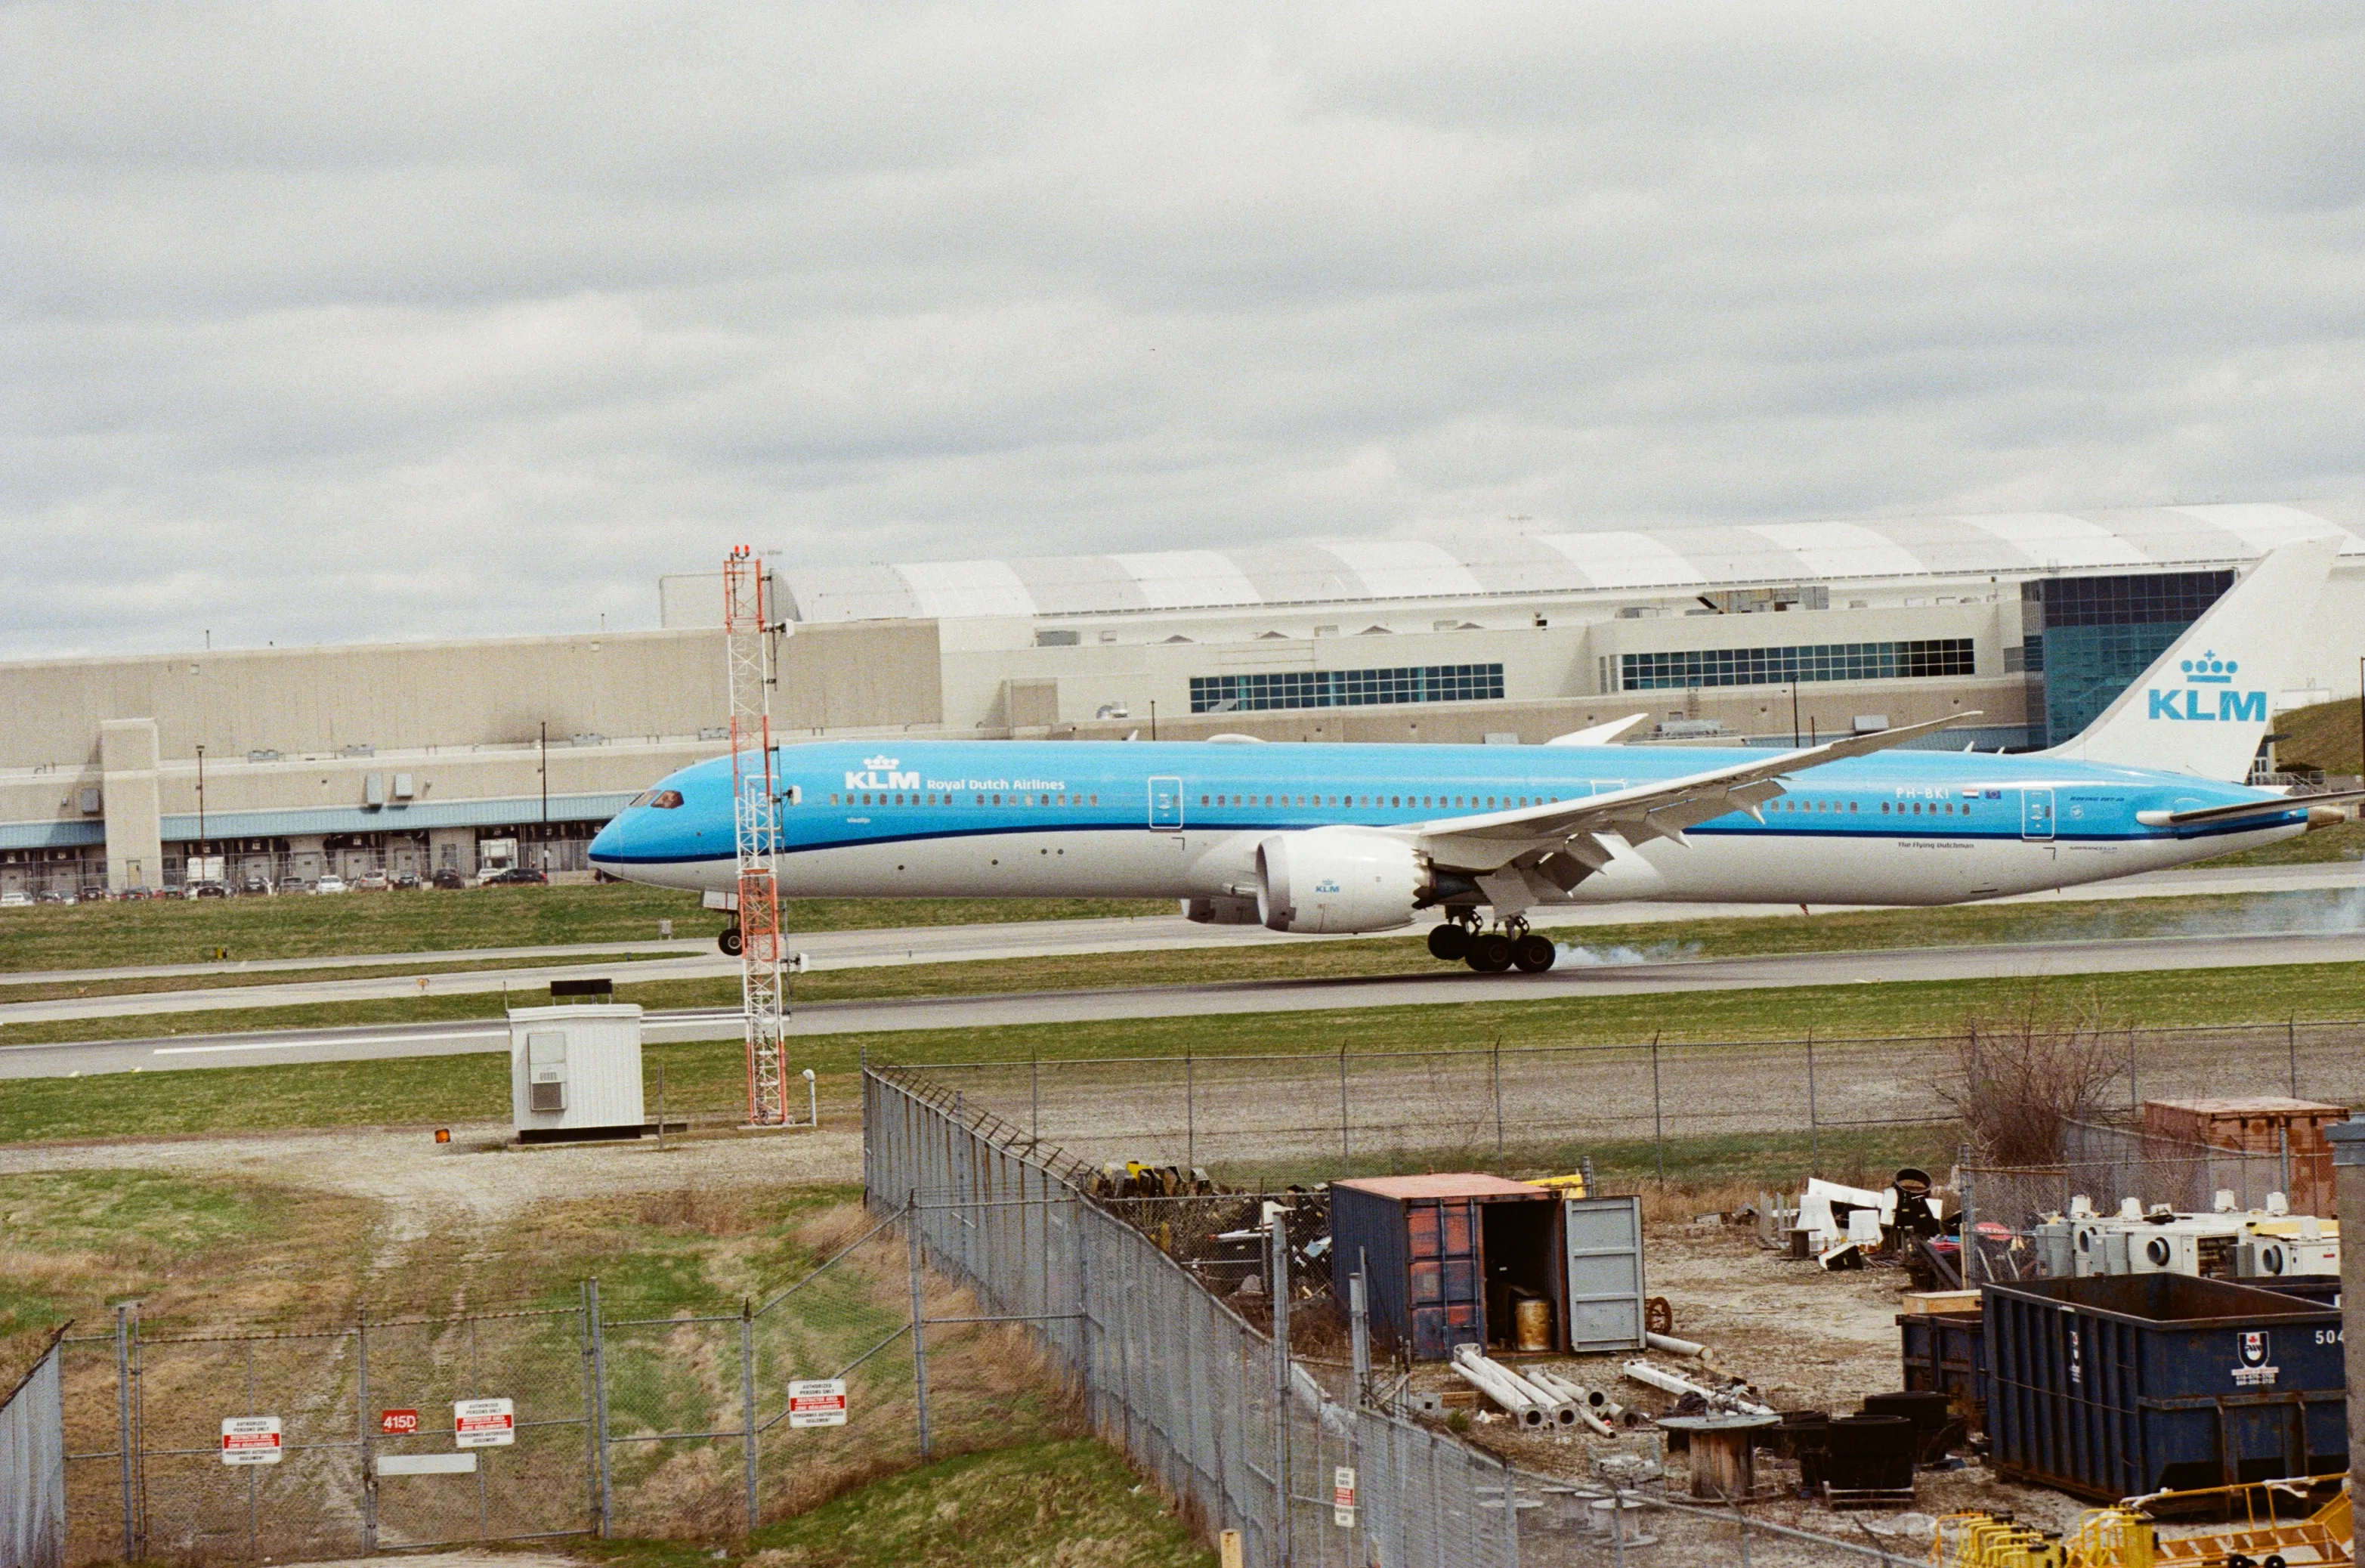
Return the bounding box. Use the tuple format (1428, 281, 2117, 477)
(723, 546, 804, 1127)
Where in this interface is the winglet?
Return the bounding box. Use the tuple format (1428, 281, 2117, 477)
(1546, 713, 1649, 747)
(2043, 537, 2341, 780)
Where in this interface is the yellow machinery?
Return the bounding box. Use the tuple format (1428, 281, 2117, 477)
(1933, 1481, 2350, 1567)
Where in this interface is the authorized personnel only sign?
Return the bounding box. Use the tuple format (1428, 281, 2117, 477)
(453, 1398, 515, 1448)
(221, 1416, 283, 1465)
(379, 1409, 420, 1436)
(1332, 1466, 1357, 1526)
(787, 1380, 848, 1428)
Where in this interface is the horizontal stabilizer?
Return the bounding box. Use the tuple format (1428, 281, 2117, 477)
(1546, 714, 1648, 747)
(2135, 789, 2364, 828)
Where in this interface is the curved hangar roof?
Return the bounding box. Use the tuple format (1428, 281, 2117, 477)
(778, 503, 2365, 624)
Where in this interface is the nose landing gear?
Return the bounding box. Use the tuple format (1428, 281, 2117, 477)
(1430, 914, 1557, 973)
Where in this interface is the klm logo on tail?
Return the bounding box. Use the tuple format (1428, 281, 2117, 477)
(2146, 652, 2266, 724)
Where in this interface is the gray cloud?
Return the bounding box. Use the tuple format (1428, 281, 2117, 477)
(4, 2, 2363, 657)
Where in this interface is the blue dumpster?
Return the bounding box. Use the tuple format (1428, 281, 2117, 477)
(1984, 1274, 2345, 1502)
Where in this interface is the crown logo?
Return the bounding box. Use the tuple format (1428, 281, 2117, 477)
(864, 754, 898, 769)
(2180, 651, 2236, 685)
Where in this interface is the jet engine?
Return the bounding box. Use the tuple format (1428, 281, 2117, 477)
(1254, 830, 1427, 934)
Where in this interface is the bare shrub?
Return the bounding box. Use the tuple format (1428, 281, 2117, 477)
(1939, 992, 2125, 1166)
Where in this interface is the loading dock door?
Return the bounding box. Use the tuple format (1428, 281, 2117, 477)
(1406, 1198, 1482, 1359)
(1562, 1195, 1646, 1352)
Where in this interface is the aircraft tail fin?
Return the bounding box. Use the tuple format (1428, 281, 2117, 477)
(2042, 535, 2340, 780)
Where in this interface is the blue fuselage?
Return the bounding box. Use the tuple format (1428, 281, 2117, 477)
(587, 739, 2300, 911)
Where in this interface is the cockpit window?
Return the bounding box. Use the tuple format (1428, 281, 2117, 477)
(628, 790, 655, 808)
(648, 790, 685, 809)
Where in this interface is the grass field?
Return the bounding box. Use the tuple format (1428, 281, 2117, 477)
(0, 884, 1169, 974)
(6, 886, 2359, 1040)
(6, 960, 2360, 1146)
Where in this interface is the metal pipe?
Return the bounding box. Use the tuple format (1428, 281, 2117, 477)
(1522, 1368, 1614, 1435)
(1644, 1331, 1708, 1359)
(1448, 1356, 1546, 1427)
(1619, 1359, 1773, 1416)
(1449, 1345, 1575, 1427)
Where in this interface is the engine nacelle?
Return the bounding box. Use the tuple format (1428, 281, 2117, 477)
(1254, 830, 1425, 934)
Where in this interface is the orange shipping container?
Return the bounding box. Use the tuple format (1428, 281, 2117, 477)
(2141, 1096, 2348, 1217)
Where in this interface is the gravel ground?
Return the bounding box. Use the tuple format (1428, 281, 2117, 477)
(1419, 1220, 2098, 1560)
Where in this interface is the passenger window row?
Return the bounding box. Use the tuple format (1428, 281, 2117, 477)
(827, 792, 1100, 807)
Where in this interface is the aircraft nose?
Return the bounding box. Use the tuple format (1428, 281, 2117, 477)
(589, 814, 628, 865)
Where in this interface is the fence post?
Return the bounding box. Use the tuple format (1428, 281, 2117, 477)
(1340, 1044, 1351, 1171)
(2289, 1016, 2299, 1099)
(741, 1297, 759, 1534)
(1805, 1031, 1818, 1179)
(114, 1303, 134, 1563)
(358, 1310, 376, 1554)
(1650, 1033, 1665, 1188)
(1492, 1037, 1505, 1174)
(908, 1193, 932, 1462)
(1958, 1164, 1977, 1287)
(587, 1278, 612, 1538)
(2281, 1126, 2292, 1205)
(1186, 1044, 1195, 1172)
(2128, 1027, 2139, 1113)
(1031, 1050, 1040, 1139)
(1348, 1263, 1371, 1408)
(1269, 1216, 1292, 1566)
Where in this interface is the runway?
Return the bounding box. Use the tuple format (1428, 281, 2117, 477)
(8, 925, 2359, 1081)
(4, 860, 2355, 1031)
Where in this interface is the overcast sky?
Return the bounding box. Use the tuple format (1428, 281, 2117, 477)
(5, 5, 2364, 658)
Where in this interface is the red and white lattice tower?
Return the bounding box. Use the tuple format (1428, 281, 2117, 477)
(723, 547, 791, 1126)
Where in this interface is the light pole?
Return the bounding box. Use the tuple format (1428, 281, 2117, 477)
(195, 744, 206, 863)
(539, 721, 549, 825)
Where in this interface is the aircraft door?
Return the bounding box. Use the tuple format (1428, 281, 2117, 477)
(1148, 776, 1184, 831)
(2022, 788, 2055, 841)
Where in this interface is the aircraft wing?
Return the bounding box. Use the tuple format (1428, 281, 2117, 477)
(1406, 713, 1978, 905)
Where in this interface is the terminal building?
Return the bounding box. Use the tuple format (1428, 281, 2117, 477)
(4, 501, 2360, 897)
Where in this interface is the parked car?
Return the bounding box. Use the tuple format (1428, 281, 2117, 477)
(277, 877, 313, 895)
(0, 889, 31, 908)
(354, 871, 390, 892)
(481, 867, 548, 886)
(392, 871, 422, 890)
(188, 881, 228, 898)
(314, 874, 349, 895)
(37, 889, 75, 905)
(430, 868, 468, 890)
(242, 875, 273, 896)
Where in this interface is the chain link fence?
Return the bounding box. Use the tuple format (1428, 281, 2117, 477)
(3, 1328, 67, 1568)
(1960, 1121, 2306, 1287)
(899, 1019, 2365, 1186)
(867, 1062, 1940, 1567)
(48, 1199, 1074, 1566)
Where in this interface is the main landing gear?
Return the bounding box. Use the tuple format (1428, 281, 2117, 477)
(718, 926, 743, 956)
(1427, 913, 1556, 973)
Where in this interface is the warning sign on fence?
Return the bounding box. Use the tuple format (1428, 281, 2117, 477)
(787, 1379, 848, 1427)
(380, 1409, 419, 1435)
(221, 1416, 283, 1466)
(453, 1397, 515, 1448)
(1333, 1465, 1357, 1527)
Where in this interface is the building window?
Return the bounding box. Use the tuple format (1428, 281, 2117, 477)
(1618, 639, 1975, 691)
(1188, 663, 1505, 714)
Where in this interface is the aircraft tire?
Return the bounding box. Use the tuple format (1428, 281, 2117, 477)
(1513, 933, 1557, 973)
(718, 927, 743, 957)
(1427, 922, 1471, 960)
(1466, 932, 1515, 973)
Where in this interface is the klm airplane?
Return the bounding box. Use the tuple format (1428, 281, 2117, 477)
(589, 537, 2357, 973)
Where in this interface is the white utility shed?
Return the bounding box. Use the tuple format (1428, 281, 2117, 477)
(508, 1004, 646, 1142)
